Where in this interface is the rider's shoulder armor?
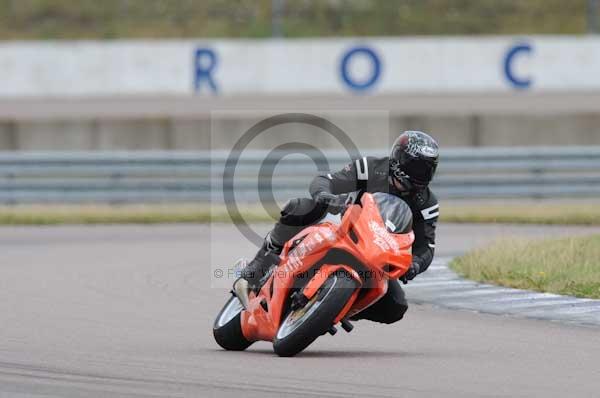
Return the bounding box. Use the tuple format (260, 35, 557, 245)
(353, 156, 390, 192)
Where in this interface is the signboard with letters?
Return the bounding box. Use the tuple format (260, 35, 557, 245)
(0, 37, 598, 98)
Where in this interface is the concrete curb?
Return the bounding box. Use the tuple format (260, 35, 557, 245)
(404, 257, 600, 327)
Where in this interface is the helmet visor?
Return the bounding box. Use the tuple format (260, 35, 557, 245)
(401, 157, 437, 187)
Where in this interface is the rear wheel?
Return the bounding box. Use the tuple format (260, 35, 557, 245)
(273, 272, 358, 357)
(213, 296, 253, 351)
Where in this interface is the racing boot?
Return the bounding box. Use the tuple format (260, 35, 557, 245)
(233, 232, 282, 308)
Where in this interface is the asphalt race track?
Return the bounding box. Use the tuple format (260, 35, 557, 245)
(1, 223, 600, 398)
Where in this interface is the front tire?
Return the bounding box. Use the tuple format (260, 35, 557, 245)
(273, 272, 358, 357)
(213, 296, 253, 351)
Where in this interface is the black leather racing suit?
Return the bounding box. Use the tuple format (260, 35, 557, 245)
(309, 156, 439, 274)
(247, 156, 439, 324)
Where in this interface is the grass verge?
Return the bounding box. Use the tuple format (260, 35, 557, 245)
(441, 202, 600, 226)
(0, 204, 276, 225)
(1, 202, 600, 226)
(450, 235, 600, 299)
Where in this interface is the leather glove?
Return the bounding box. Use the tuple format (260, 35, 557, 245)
(400, 262, 421, 284)
(315, 192, 348, 214)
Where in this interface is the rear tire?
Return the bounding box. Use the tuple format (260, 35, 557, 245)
(213, 296, 253, 351)
(273, 272, 358, 357)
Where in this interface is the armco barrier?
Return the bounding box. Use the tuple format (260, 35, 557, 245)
(0, 147, 599, 204)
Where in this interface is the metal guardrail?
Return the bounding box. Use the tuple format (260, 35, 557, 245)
(0, 147, 599, 204)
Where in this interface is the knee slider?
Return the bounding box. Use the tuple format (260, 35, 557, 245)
(279, 198, 304, 226)
(280, 198, 300, 217)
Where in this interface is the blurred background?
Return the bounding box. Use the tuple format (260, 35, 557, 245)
(0, 0, 599, 206)
(0, 0, 596, 39)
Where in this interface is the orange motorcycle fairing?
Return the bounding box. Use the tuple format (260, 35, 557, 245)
(240, 192, 415, 343)
(302, 264, 362, 300)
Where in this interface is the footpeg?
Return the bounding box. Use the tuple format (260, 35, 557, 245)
(327, 326, 338, 336)
(341, 319, 354, 333)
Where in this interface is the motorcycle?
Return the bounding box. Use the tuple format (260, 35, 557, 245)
(213, 191, 415, 357)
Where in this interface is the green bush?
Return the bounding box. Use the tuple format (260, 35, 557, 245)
(0, 0, 590, 40)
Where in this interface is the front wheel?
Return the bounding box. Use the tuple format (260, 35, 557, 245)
(273, 272, 358, 357)
(213, 296, 253, 351)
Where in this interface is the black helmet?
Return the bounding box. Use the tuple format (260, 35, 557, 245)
(390, 131, 439, 191)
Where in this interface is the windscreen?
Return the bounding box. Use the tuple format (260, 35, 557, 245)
(371, 192, 413, 234)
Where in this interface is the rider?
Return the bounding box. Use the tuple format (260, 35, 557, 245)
(234, 130, 440, 324)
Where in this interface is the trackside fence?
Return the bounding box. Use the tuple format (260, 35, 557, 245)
(0, 147, 599, 204)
